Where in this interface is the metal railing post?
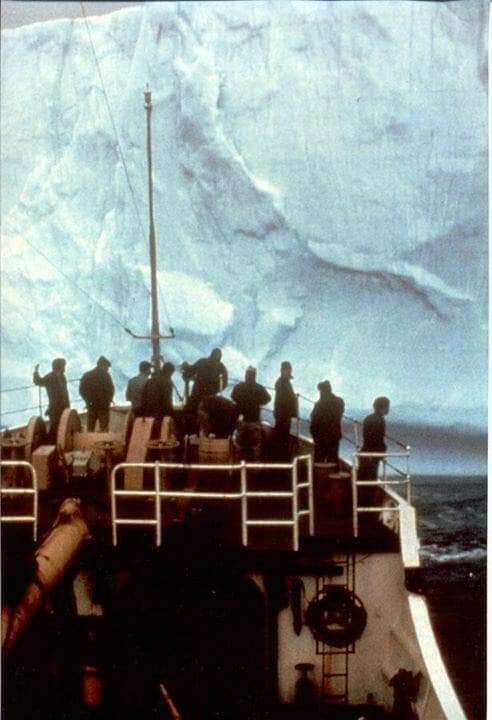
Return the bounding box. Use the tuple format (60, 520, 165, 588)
(155, 462, 162, 547)
(307, 454, 314, 536)
(0, 461, 39, 542)
(38, 387, 43, 418)
(111, 467, 118, 546)
(292, 457, 299, 551)
(352, 453, 359, 537)
(240, 461, 248, 547)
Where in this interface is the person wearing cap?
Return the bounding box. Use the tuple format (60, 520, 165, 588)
(33, 358, 70, 441)
(310, 381, 345, 466)
(358, 396, 390, 480)
(79, 356, 115, 432)
(126, 361, 152, 416)
(273, 361, 298, 458)
(231, 367, 271, 423)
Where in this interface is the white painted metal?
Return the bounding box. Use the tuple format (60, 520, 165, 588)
(109, 455, 314, 549)
(0, 460, 38, 541)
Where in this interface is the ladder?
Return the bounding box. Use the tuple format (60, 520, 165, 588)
(315, 552, 356, 705)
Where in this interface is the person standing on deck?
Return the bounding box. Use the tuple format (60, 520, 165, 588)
(126, 361, 152, 416)
(273, 361, 298, 459)
(140, 362, 175, 422)
(79, 356, 114, 432)
(182, 349, 228, 432)
(231, 367, 271, 423)
(310, 381, 345, 467)
(33, 358, 70, 441)
(358, 396, 390, 480)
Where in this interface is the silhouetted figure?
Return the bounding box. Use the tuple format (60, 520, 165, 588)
(310, 381, 345, 466)
(231, 367, 271, 422)
(33, 358, 70, 441)
(198, 395, 239, 439)
(189, 348, 228, 402)
(182, 349, 228, 434)
(140, 362, 175, 422)
(126, 361, 152, 415)
(79, 356, 114, 432)
(358, 396, 390, 480)
(273, 361, 298, 459)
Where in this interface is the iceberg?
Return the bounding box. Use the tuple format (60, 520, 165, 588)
(0, 1, 487, 448)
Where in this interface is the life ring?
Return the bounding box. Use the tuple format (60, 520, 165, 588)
(305, 585, 367, 648)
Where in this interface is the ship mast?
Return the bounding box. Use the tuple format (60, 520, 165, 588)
(126, 88, 174, 368)
(145, 88, 161, 372)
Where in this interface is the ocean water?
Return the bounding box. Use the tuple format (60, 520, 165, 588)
(412, 475, 486, 720)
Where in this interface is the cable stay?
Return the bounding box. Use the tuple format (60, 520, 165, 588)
(79, 2, 175, 360)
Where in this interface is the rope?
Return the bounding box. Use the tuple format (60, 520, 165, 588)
(79, 1, 173, 331)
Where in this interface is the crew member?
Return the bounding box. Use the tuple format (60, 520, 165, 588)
(358, 396, 390, 480)
(140, 362, 175, 422)
(188, 348, 228, 403)
(126, 361, 152, 415)
(310, 381, 345, 466)
(273, 361, 298, 459)
(231, 367, 271, 422)
(33, 358, 70, 441)
(198, 395, 239, 439)
(79, 356, 114, 432)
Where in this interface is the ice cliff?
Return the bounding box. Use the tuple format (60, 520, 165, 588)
(1, 1, 488, 435)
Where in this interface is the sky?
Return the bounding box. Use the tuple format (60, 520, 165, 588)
(0, 1, 142, 29)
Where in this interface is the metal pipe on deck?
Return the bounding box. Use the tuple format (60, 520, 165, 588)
(2, 498, 90, 655)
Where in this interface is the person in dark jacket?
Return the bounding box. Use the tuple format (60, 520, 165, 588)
(33, 358, 70, 441)
(126, 361, 152, 415)
(310, 381, 345, 466)
(198, 395, 239, 439)
(273, 361, 298, 458)
(358, 396, 390, 480)
(140, 362, 175, 422)
(188, 348, 228, 405)
(231, 367, 271, 423)
(79, 356, 114, 432)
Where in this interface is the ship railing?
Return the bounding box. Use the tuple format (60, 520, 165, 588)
(0, 460, 39, 541)
(351, 449, 412, 538)
(110, 454, 314, 551)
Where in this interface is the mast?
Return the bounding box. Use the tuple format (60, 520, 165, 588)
(124, 88, 174, 362)
(144, 88, 161, 372)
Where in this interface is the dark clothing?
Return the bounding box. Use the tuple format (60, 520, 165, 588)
(231, 381, 271, 422)
(140, 375, 173, 420)
(273, 377, 298, 460)
(126, 373, 149, 413)
(189, 357, 228, 402)
(199, 396, 239, 439)
(358, 412, 386, 480)
(79, 367, 114, 432)
(33, 369, 69, 439)
(87, 407, 110, 433)
(273, 377, 298, 423)
(310, 393, 345, 464)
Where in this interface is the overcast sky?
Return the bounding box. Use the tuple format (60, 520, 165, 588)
(1, 1, 142, 29)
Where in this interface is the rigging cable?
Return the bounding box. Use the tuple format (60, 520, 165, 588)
(79, 1, 173, 329)
(12, 235, 129, 332)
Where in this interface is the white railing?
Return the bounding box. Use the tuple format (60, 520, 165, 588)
(110, 454, 314, 551)
(351, 449, 412, 537)
(0, 460, 39, 541)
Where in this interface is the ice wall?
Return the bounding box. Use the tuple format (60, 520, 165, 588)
(0, 1, 488, 432)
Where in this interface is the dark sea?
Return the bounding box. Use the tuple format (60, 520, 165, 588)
(411, 475, 486, 720)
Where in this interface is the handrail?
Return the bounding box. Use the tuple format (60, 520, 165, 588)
(351, 447, 412, 536)
(0, 460, 39, 541)
(110, 454, 314, 550)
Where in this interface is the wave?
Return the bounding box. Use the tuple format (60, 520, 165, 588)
(420, 543, 486, 565)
